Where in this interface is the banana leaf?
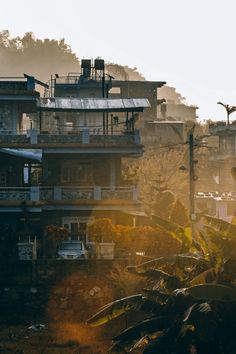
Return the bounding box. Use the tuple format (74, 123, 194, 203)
(113, 316, 172, 342)
(222, 258, 236, 279)
(183, 302, 219, 346)
(204, 225, 236, 260)
(187, 284, 236, 302)
(129, 334, 158, 352)
(143, 323, 184, 354)
(176, 254, 209, 268)
(129, 254, 205, 275)
(134, 268, 182, 291)
(127, 256, 177, 274)
(189, 267, 217, 286)
(110, 333, 159, 354)
(152, 214, 192, 252)
(198, 231, 211, 256)
(183, 302, 212, 323)
(204, 215, 236, 239)
(142, 288, 172, 302)
(87, 294, 145, 327)
(139, 298, 166, 315)
(132, 268, 172, 280)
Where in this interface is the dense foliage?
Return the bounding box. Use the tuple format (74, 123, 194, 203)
(87, 218, 182, 256)
(87, 216, 236, 353)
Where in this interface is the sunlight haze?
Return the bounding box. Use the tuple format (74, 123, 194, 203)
(1, 0, 236, 121)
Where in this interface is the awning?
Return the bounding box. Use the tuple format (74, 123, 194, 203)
(0, 148, 42, 161)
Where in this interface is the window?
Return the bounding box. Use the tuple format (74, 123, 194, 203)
(62, 217, 94, 242)
(61, 161, 93, 184)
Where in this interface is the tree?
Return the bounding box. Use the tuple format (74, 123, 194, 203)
(88, 218, 116, 243)
(0, 31, 80, 82)
(122, 147, 189, 211)
(88, 218, 183, 257)
(106, 62, 145, 81)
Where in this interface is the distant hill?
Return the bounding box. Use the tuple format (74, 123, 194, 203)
(0, 31, 145, 83)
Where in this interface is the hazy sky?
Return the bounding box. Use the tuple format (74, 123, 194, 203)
(1, 0, 236, 121)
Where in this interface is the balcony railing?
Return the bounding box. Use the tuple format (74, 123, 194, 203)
(0, 128, 141, 145)
(0, 186, 139, 202)
(0, 187, 30, 201)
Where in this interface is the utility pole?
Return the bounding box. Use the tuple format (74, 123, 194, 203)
(189, 127, 195, 238)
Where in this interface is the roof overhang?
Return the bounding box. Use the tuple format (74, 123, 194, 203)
(0, 148, 42, 161)
(43, 146, 143, 155)
(121, 210, 148, 217)
(37, 97, 150, 112)
(112, 80, 166, 88)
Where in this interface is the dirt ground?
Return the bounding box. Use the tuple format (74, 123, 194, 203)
(0, 323, 112, 354)
(0, 269, 134, 354)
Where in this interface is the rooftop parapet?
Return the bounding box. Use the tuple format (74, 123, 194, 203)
(209, 120, 236, 134)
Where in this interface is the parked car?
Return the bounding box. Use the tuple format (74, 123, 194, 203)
(57, 240, 88, 260)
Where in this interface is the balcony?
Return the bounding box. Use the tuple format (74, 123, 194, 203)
(0, 129, 141, 147)
(0, 185, 139, 203)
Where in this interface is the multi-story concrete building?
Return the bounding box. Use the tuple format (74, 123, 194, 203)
(208, 121, 236, 192)
(0, 60, 153, 254)
(157, 86, 198, 123)
(195, 121, 236, 221)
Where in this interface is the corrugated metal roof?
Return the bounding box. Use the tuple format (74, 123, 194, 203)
(37, 97, 150, 112)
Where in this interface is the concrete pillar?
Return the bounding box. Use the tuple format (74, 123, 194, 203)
(110, 158, 116, 187)
(134, 129, 141, 144)
(54, 186, 62, 200)
(12, 104, 19, 134)
(133, 186, 139, 201)
(94, 186, 101, 200)
(82, 128, 90, 144)
(30, 186, 39, 201)
(27, 129, 38, 144)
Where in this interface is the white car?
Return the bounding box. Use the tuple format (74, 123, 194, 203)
(58, 240, 88, 260)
